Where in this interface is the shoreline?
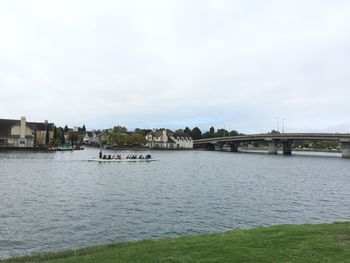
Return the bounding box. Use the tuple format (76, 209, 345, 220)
(2, 222, 350, 262)
(0, 146, 341, 154)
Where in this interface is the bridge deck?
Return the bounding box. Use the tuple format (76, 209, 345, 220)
(194, 133, 350, 144)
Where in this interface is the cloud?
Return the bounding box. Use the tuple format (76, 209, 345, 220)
(1, 0, 350, 133)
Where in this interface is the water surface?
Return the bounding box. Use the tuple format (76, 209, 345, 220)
(0, 148, 349, 258)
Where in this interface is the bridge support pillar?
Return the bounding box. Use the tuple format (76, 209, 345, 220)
(267, 141, 277, 154)
(282, 140, 293, 155)
(341, 141, 350, 158)
(207, 144, 215, 151)
(229, 143, 239, 152)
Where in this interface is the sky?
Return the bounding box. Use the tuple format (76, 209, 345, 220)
(1, 0, 350, 134)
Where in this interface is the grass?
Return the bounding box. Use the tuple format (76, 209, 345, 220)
(2, 222, 350, 263)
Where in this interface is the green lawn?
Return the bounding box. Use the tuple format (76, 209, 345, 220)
(3, 222, 350, 263)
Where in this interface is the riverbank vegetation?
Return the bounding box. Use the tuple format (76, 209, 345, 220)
(51, 123, 342, 153)
(3, 222, 350, 263)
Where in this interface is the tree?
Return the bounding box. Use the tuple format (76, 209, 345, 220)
(269, 130, 280, 134)
(60, 130, 65, 144)
(82, 124, 86, 132)
(129, 133, 146, 145)
(109, 126, 128, 146)
(68, 132, 79, 145)
(202, 126, 215, 138)
(64, 125, 68, 132)
(45, 124, 50, 145)
(184, 127, 191, 136)
(53, 126, 58, 142)
(216, 128, 229, 137)
(191, 127, 202, 139)
(209, 126, 215, 135)
(134, 128, 152, 136)
(112, 126, 127, 133)
(229, 130, 239, 136)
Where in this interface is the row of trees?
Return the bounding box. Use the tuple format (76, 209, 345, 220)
(183, 126, 241, 140)
(51, 124, 243, 147)
(52, 125, 88, 146)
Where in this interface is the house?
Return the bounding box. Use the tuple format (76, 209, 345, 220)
(0, 116, 54, 148)
(30, 120, 55, 146)
(146, 129, 193, 149)
(83, 131, 100, 145)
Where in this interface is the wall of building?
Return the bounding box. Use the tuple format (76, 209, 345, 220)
(11, 125, 34, 137)
(35, 130, 54, 145)
(146, 130, 193, 149)
(172, 136, 193, 149)
(9, 124, 34, 147)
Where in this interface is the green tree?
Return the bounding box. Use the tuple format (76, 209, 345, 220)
(129, 133, 146, 145)
(269, 130, 280, 134)
(134, 128, 152, 136)
(209, 126, 215, 135)
(216, 128, 229, 137)
(64, 125, 68, 132)
(191, 127, 202, 140)
(69, 132, 79, 145)
(109, 126, 129, 146)
(82, 124, 86, 132)
(184, 127, 191, 136)
(53, 126, 58, 142)
(202, 126, 215, 138)
(229, 130, 239, 136)
(45, 124, 50, 145)
(112, 126, 127, 133)
(60, 130, 65, 144)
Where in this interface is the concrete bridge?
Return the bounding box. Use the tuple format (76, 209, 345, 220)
(193, 133, 350, 158)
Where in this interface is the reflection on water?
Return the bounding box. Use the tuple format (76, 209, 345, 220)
(0, 148, 349, 258)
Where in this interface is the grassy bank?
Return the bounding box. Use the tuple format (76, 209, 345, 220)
(3, 222, 350, 263)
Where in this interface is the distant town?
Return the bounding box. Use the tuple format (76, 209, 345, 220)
(0, 116, 344, 152)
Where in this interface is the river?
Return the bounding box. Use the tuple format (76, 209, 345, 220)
(0, 148, 349, 258)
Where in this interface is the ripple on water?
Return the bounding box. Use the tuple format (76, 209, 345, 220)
(0, 148, 350, 259)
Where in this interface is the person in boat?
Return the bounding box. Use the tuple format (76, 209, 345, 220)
(145, 154, 151, 159)
(108, 155, 111, 160)
(139, 155, 144, 159)
(99, 150, 102, 159)
(102, 155, 107, 159)
(112, 155, 117, 160)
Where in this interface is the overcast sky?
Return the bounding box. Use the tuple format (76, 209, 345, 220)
(1, 0, 350, 133)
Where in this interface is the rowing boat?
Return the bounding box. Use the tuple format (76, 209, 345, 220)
(88, 158, 158, 162)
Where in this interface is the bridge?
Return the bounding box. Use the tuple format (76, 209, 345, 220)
(193, 133, 350, 158)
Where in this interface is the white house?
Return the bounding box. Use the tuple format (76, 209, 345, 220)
(146, 129, 193, 149)
(83, 131, 100, 145)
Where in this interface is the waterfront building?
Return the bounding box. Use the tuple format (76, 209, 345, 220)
(31, 120, 55, 146)
(146, 129, 193, 149)
(83, 131, 100, 145)
(0, 116, 54, 148)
